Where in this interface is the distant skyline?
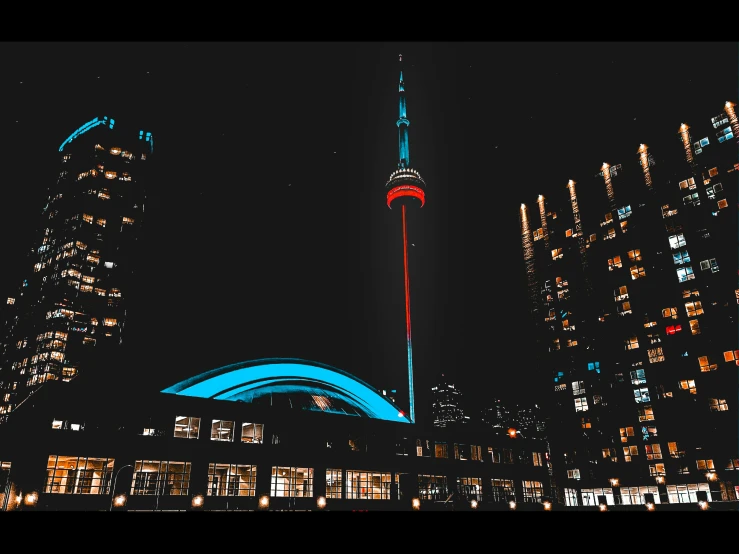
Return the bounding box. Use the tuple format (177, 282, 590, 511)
(1, 42, 736, 424)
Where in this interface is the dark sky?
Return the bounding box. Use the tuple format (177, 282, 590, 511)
(1, 42, 736, 426)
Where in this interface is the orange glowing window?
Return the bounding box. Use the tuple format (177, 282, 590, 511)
(698, 356, 716, 372)
(723, 350, 739, 363)
(708, 167, 719, 177)
(717, 199, 728, 209)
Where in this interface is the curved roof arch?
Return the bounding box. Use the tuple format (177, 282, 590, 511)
(162, 358, 410, 424)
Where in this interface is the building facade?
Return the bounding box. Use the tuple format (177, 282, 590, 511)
(0, 117, 153, 422)
(431, 374, 469, 428)
(0, 361, 551, 511)
(520, 102, 739, 508)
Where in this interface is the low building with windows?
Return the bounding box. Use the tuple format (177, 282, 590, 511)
(0, 358, 551, 511)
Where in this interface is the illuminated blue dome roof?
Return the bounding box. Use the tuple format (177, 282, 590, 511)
(161, 358, 410, 423)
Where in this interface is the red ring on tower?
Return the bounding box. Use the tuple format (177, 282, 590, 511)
(386, 184, 425, 208)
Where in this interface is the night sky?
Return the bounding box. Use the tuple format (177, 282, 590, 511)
(1, 42, 736, 426)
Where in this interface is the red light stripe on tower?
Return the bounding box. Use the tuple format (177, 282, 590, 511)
(402, 204, 415, 423)
(387, 185, 425, 208)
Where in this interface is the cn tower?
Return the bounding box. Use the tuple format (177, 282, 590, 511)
(385, 54, 427, 424)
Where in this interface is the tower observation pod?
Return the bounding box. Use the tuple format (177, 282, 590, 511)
(385, 54, 427, 425)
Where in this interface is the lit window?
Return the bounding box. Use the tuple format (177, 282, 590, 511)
(698, 356, 716, 372)
(699, 258, 719, 273)
(565, 228, 573, 238)
(103, 318, 117, 327)
(551, 248, 563, 260)
(522, 480, 544, 503)
(630, 369, 646, 385)
(676, 266, 694, 282)
(645, 444, 662, 460)
(533, 452, 544, 466)
(567, 469, 581, 480)
(418, 475, 448, 501)
(435, 442, 448, 458)
(682, 288, 700, 298)
(326, 469, 343, 499)
(638, 405, 655, 422)
(608, 256, 622, 270)
(104, 171, 117, 180)
(574, 397, 588, 412)
(241, 422, 264, 443)
(672, 248, 690, 265)
(625, 336, 639, 350)
(533, 228, 544, 241)
(678, 177, 696, 190)
(668, 442, 684, 459)
(131, 460, 191, 496)
(45, 456, 114, 494)
(717, 198, 728, 209)
(210, 419, 234, 442)
(683, 192, 700, 206)
(684, 301, 703, 317)
(572, 381, 585, 395)
(708, 167, 718, 177)
(661, 205, 678, 218)
(122, 216, 135, 225)
(623, 445, 639, 462)
(617, 205, 632, 220)
(630, 266, 646, 280)
(346, 470, 392, 500)
(709, 398, 728, 412)
(634, 387, 650, 403)
(678, 380, 697, 394)
(207, 463, 256, 496)
(96, 218, 106, 227)
(689, 319, 701, 335)
(723, 350, 739, 363)
(109, 147, 121, 155)
(668, 234, 686, 249)
(604, 227, 616, 240)
(581, 418, 591, 429)
(696, 459, 715, 471)
(648, 347, 664, 364)
(614, 286, 629, 301)
(173, 416, 200, 439)
(627, 250, 641, 262)
(82, 213, 93, 224)
(566, 339, 578, 348)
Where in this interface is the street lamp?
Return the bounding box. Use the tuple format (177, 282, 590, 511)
(508, 500, 517, 511)
(109, 464, 134, 511)
(598, 503, 608, 512)
(191, 494, 204, 509)
(645, 502, 655, 511)
(24, 491, 38, 507)
(258, 495, 270, 510)
(542, 500, 552, 511)
(316, 496, 327, 510)
(470, 499, 478, 509)
(698, 500, 709, 511)
(411, 498, 421, 510)
(655, 476, 665, 485)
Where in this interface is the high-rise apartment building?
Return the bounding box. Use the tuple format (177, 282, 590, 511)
(430, 374, 468, 428)
(520, 102, 738, 507)
(0, 117, 153, 422)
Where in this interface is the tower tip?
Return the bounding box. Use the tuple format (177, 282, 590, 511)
(399, 54, 402, 62)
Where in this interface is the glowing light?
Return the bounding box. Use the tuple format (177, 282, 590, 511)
(599, 503, 607, 512)
(470, 499, 478, 509)
(24, 492, 38, 506)
(259, 495, 270, 509)
(543, 501, 552, 511)
(317, 496, 327, 509)
(59, 116, 115, 152)
(508, 428, 517, 438)
(655, 476, 665, 484)
(398, 411, 405, 418)
(600, 163, 615, 205)
(402, 205, 416, 424)
(610, 478, 619, 487)
(637, 143, 652, 189)
(536, 195, 549, 248)
(387, 185, 425, 208)
(706, 472, 717, 481)
(113, 494, 127, 507)
(162, 358, 410, 423)
(412, 498, 421, 510)
(191, 495, 204, 508)
(508, 500, 517, 510)
(519, 204, 538, 314)
(723, 101, 739, 137)
(646, 502, 655, 511)
(678, 123, 694, 164)
(698, 500, 709, 510)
